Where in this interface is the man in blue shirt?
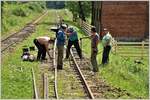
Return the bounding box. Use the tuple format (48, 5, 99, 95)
(65, 26, 82, 59)
(56, 24, 67, 69)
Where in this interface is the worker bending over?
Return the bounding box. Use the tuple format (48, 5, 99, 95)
(33, 36, 54, 61)
(65, 26, 82, 59)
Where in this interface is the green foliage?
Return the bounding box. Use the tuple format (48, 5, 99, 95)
(65, 1, 91, 21)
(81, 1, 92, 17)
(65, 1, 78, 21)
(12, 7, 28, 17)
(100, 55, 149, 98)
(28, 2, 46, 13)
(1, 1, 46, 37)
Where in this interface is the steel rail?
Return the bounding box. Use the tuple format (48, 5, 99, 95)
(53, 39, 59, 99)
(43, 73, 49, 99)
(1, 11, 48, 53)
(31, 67, 39, 99)
(70, 48, 95, 99)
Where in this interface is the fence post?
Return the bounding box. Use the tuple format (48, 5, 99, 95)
(141, 41, 144, 59)
(115, 40, 117, 54)
(80, 18, 83, 28)
(79, 19, 81, 27)
(80, 39, 82, 59)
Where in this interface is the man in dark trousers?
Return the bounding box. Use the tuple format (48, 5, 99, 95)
(65, 26, 82, 59)
(90, 27, 99, 72)
(56, 24, 67, 69)
(102, 28, 112, 64)
(33, 36, 54, 61)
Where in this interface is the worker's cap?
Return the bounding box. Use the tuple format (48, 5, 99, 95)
(91, 26, 96, 32)
(67, 26, 74, 33)
(61, 24, 67, 29)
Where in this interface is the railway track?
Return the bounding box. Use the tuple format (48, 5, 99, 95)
(51, 10, 92, 99)
(35, 39, 58, 99)
(69, 47, 94, 99)
(33, 10, 59, 99)
(36, 14, 93, 98)
(41, 45, 132, 99)
(56, 49, 90, 99)
(70, 47, 137, 99)
(1, 11, 48, 54)
(34, 10, 136, 99)
(41, 41, 90, 99)
(43, 39, 58, 99)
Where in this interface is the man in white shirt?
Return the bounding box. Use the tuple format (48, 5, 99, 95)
(102, 28, 112, 64)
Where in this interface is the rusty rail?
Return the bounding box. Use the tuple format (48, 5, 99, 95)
(53, 39, 59, 99)
(31, 67, 38, 99)
(32, 10, 48, 25)
(1, 11, 48, 53)
(70, 48, 95, 99)
(43, 73, 49, 99)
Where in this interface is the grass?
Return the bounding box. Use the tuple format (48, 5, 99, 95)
(1, 38, 38, 98)
(1, 1, 46, 38)
(1, 10, 56, 99)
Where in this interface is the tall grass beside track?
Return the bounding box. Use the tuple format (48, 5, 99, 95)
(1, 1, 46, 38)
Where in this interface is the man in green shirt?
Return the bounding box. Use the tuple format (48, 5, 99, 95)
(65, 26, 82, 59)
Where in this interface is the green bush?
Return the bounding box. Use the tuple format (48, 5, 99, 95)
(1, 20, 8, 34)
(2, 1, 46, 36)
(9, 17, 18, 26)
(28, 2, 43, 13)
(12, 7, 27, 17)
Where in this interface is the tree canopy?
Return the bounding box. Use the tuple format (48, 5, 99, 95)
(65, 1, 91, 21)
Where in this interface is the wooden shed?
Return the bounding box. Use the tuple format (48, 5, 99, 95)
(92, 1, 149, 41)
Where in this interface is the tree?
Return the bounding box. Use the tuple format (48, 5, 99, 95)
(91, 1, 102, 37)
(78, 1, 86, 21)
(65, 1, 78, 21)
(91, 1, 94, 25)
(65, 1, 91, 22)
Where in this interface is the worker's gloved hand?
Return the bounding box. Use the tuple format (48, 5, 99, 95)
(50, 56, 54, 59)
(93, 48, 98, 53)
(50, 39, 55, 43)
